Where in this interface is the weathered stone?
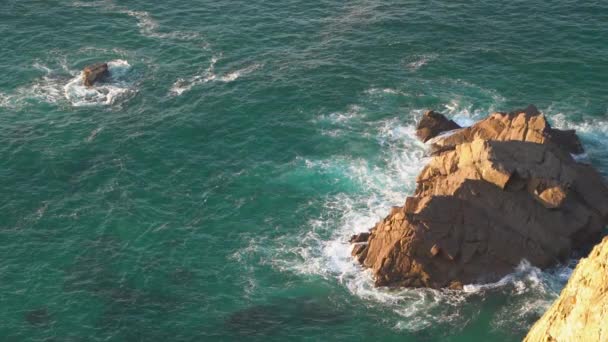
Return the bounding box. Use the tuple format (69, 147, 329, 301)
(349, 232, 370, 243)
(430, 105, 584, 155)
(416, 110, 461, 142)
(82, 63, 109, 87)
(525, 237, 608, 342)
(351, 107, 608, 289)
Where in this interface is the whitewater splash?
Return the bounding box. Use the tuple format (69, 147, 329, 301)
(0, 59, 135, 108)
(64, 59, 133, 106)
(260, 93, 579, 333)
(169, 57, 263, 96)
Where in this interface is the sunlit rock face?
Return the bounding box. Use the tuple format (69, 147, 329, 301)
(525, 236, 608, 342)
(351, 105, 608, 289)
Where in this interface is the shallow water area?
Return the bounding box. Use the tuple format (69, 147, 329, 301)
(2, 0, 608, 341)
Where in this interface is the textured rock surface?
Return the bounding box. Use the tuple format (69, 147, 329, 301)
(82, 63, 109, 87)
(415, 110, 461, 142)
(524, 237, 608, 342)
(351, 106, 608, 288)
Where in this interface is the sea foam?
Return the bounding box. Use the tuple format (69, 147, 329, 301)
(63, 59, 134, 107)
(270, 95, 576, 332)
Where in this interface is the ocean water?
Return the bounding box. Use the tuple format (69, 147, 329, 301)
(1, 0, 608, 341)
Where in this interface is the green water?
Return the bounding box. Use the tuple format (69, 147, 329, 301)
(1, 0, 608, 340)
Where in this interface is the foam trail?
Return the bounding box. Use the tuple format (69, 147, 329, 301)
(169, 56, 219, 96)
(406, 54, 438, 71)
(219, 63, 263, 82)
(123, 10, 203, 41)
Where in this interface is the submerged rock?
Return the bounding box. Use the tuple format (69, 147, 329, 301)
(25, 307, 51, 326)
(525, 236, 608, 342)
(82, 63, 109, 87)
(351, 106, 608, 288)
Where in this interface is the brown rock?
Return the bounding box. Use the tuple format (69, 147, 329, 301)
(350, 232, 370, 243)
(83, 63, 109, 87)
(430, 105, 584, 155)
(524, 237, 608, 342)
(352, 107, 608, 289)
(416, 110, 461, 142)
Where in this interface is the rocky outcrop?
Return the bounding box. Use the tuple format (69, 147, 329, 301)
(524, 237, 608, 342)
(82, 63, 109, 87)
(351, 105, 608, 288)
(415, 110, 461, 142)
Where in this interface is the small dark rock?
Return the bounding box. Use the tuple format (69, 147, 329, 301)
(416, 110, 461, 143)
(349, 232, 370, 243)
(83, 63, 109, 87)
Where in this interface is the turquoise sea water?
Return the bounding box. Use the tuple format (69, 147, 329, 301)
(1, 1, 608, 340)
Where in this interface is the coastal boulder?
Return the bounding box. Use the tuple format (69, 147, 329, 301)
(524, 236, 608, 342)
(82, 63, 109, 87)
(351, 106, 608, 288)
(415, 110, 461, 142)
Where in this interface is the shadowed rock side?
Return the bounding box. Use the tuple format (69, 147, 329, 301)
(82, 63, 109, 87)
(415, 110, 461, 142)
(525, 236, 608, 342)
(351, 105, 608, 289)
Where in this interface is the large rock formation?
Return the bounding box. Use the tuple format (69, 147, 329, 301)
(82, 63, 109, 87)
(525, 236, 608, 342)
(351, 105, 608, 288)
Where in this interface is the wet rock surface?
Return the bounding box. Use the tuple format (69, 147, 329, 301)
(351, 106, 608, 288)
(82, 63, 109, 87)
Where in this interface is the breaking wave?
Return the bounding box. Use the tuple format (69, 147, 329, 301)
(262, 94, 578, 332)
(64, 59, 134, 107)
(0, 59, 135, 108)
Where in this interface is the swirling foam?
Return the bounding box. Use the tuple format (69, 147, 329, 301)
(0, 59, 135, 108)
(63, 59, 134, 107)
(269, 98, 575, 332)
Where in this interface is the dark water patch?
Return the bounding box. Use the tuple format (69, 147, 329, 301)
(225, 296, 349, 337)
(24, 307, 52, 327)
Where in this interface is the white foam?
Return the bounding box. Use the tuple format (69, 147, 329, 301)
(71, 0, 204, 42)
(314, 105, 363, 125)
(406, 54, 438, 71)
(270, 99, 576, 331)
(63, 59, 134, 107)
(86, 127, 103, 142)
(169, 56, 219, 96)
(219, 63, 262, 82)
(123, 10, 203, 41)
(169, 58, 262, 96)
(0, 92, 12, 108)
(2, 59, 134, 108)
